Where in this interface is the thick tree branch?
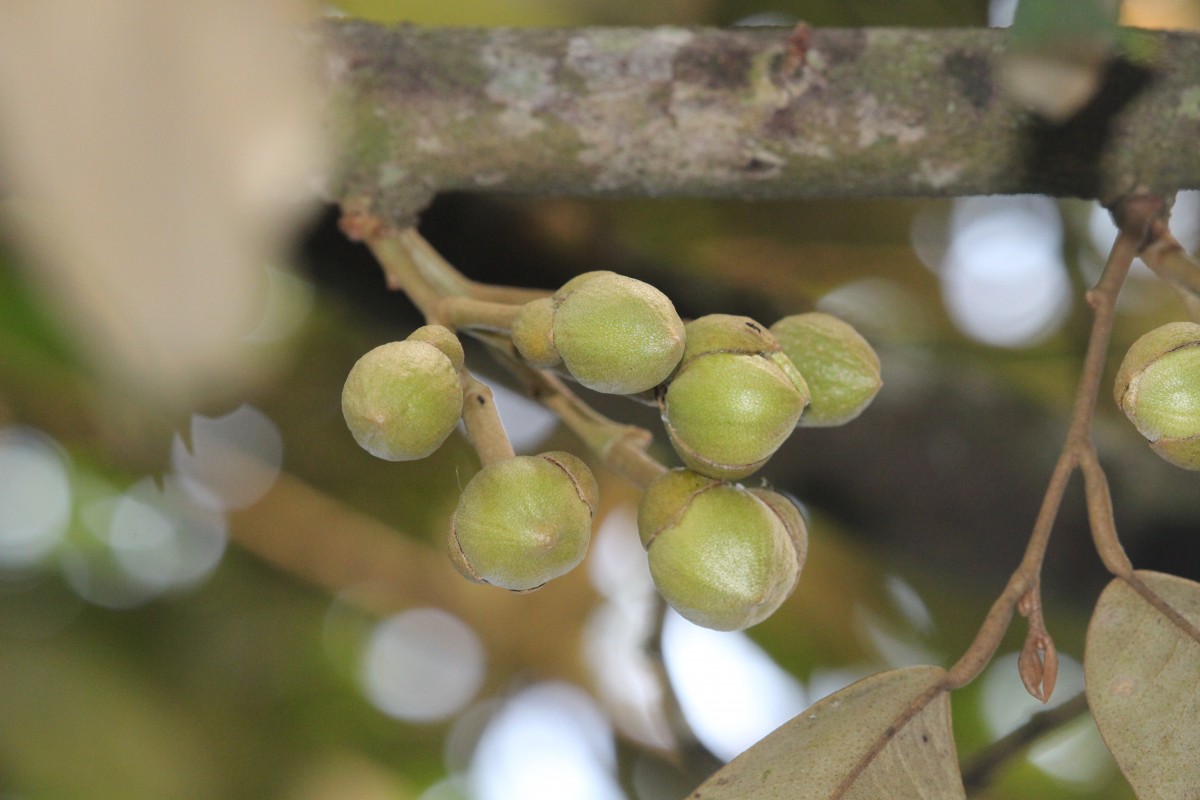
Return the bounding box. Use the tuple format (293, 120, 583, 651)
(319, 21, 1200, 224)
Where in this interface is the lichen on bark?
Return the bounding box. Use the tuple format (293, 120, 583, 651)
(318, 20, 1200, 224)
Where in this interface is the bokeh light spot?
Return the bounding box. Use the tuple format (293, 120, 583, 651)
(0, 427, 71, 569)
(981, 652, 1112, 786)
(469, 682, 623, 800)
(989, 0, 1018, 27)
(171, 404, 282, 512)
(361, 608, 485, 723)
(584, 506, 669, 749)
(939, 196, 1071, 347)
(107, 476, 227, 593)
(488, 382, 559, 454)
(662, 609, 807, 761)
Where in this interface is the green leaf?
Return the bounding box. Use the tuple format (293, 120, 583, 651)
(1085, 571, 1200, 800)
(1009, 0, 1119, 49)
(1001, 0, 1120, 121)
(687, 666, 964, 799)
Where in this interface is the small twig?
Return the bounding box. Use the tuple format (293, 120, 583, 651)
(353, 221, 670, 483)
(944, 211, 1142, 693)
(460, 373, 515, 465)
(439, 295, 522, 332)
(1137, 226, 1200, 322)
(466, 280, 552, 305)
(491, 348, 668, 487)
(1078, 448, 1134, 578)
(960, 692, 1090, 794)
(1140, 228, 1200, 298)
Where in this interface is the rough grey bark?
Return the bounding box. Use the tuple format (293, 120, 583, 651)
(319, 20, 1200, 224)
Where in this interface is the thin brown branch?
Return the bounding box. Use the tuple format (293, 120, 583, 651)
(1140, 228, 1200, 298)
(945, 214, 1141, 692)
(1079, 449, 1134, 578)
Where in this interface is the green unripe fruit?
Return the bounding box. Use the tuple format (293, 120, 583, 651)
(341, 340, 464, 461)
(512, 271, 685, 394)
(660, 315, 809, 480)
(511, 297, 560, 369)
(770, 312, 882, 427)
(638, 468, 805, 631)
(407, 324, 465, 372)
(748, 487, 809, 566)
(448, 452, 599, 591)
(1115, 321, 1200, 470)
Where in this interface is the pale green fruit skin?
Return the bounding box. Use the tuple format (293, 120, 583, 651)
(407, 324, 465, 372)
(637, 468, 718, 549)
(341, 341, 464, 461)
(552, 271, 685, 394)
(748, 487, 809, 566)
(770, 312, 882, 427)
(661, 316, 809, 480)
(638, 469, 803, 631)
(448, 452, 598, 591)
(511, 297, 561, 369)
(681, 313, 778, 359)
(1115, 321, 1200, 470)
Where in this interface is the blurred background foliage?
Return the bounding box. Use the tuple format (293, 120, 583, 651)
(2, 1, 1200, 798)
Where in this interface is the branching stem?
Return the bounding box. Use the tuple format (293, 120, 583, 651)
(439, 295, 522, 332)
(460, 373, 516, 466)
(348, 216, 669, 482)
(944, 206, 1145, 693)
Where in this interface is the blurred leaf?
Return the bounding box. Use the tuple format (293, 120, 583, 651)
(687, 665, 964, 799)
(1010, 0, 1120, 47)
(0, 0, 325, 407)
(1085, 571, 1200, 800)
(1000, 0, 1120, 121)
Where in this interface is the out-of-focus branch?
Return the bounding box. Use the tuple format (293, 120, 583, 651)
(961, 692, 1090, 794)
(318, 21, 1200, 224)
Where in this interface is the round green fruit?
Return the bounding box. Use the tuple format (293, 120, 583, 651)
(660, 315, 809, 480)
(770, 312, 881, 427)
(341, 340, 463, 461)
(1115, 321, 1200, 470)
(638, 469, 806, 631)
(511, 297, 560, 369)
(406, 324, 465, 372)
(448, 452, 599, 591)
(513, 271, 685, 394)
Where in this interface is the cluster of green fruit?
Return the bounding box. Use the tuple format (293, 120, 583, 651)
(341, 271, 882, 630)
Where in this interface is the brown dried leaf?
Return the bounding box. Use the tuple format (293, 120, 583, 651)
(688, 666, 964, 800)
(1085, 571, 1200, 799)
